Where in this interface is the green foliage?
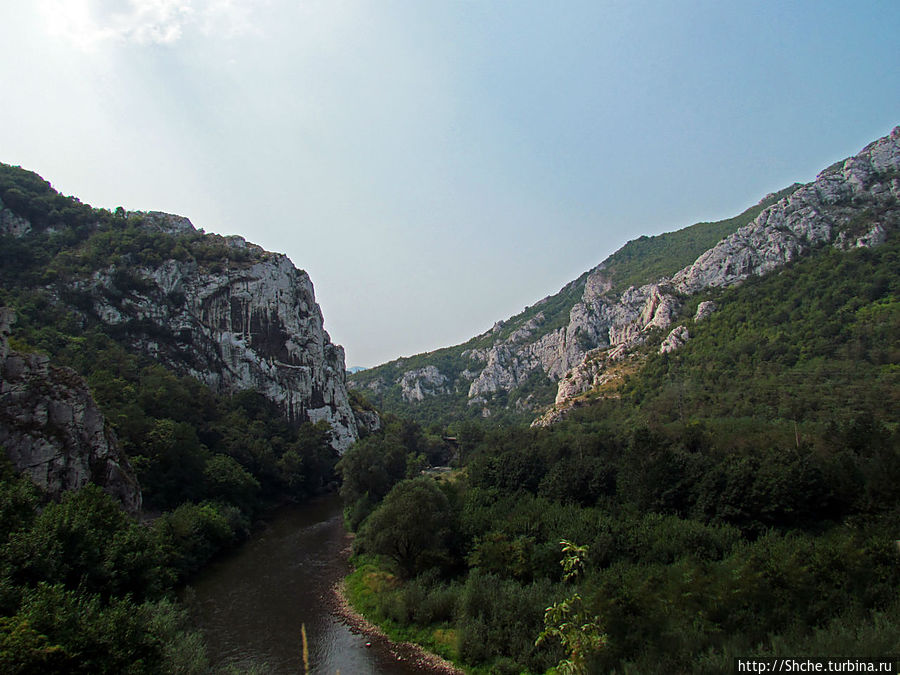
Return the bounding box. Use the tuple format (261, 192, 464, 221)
(1, 298, 338, 513)
(134, 419, 209, 509)
(204, 454, 260, 512)
(456, 571, 562, 672)
(536, 592, 606, 675)
(154, 501, 247, 578)
(0, 162, 267, 324)
(0, 585, 207, 675)
(536, 542, 606, 675)
(0, 164, 103, 234)
(617, 235, 900, 432)
(0, 464, 40, 543)
(0, 472, 209, 674)
(337, 416, 449, 528)
(356, 477, 455, 579)
(557, 540, 587, 582)
(3, 485, 172, 603)
(344, 273, 900, 671)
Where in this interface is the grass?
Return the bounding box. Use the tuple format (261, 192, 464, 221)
(344, 558, 495, 675)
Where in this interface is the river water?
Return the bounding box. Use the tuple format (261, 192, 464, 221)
(185, 493, 441, 674)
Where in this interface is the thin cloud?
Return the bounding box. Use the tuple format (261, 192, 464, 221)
(199, 0, 263, 38)
(38, 0, 262, 49)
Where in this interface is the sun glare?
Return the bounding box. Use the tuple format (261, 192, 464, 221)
(36, 0, 259, 50)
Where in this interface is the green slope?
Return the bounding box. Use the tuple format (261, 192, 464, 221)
(0, 161, 340, 513)
(577, 228, 899, 436)
(339, 230, 900, 675)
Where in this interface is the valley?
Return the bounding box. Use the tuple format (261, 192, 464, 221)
(0, 126, 897, 674)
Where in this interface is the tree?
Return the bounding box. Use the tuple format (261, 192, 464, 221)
(336, 429, 409, 527)
(203, 454, 260, 511)
(356, 477, 454, 578)
(5, 485, 170, 602)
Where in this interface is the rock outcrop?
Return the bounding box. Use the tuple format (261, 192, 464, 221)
(354, 126, 900, 421)
(0, 309, 141, 514)
(76, 220, 364, 452)
(672, 128, 900, 294)
(659, 326, 690, 355)
(693, 301, 717, 322)
(398, 366, 449, 402)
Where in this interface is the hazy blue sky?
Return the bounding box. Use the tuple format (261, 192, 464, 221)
(1, 1, 897, 366)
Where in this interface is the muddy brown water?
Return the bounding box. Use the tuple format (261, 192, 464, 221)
(185, 493, 444, 674)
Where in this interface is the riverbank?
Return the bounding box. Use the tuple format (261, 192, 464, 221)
(332, 554, 466, 675)
(187, 495, 453, 674)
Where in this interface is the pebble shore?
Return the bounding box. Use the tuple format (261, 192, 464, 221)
(331, 579, 465, 674)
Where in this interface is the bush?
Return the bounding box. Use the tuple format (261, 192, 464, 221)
(154, 501, 241, 579)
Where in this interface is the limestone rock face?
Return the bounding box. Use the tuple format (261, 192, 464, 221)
(694, 301, 717, 322)
(398, 366, 449, 402)
(68, 219, 364, 452)
(672, 127, 900, 294)
(0, 309, 141, 514)
(460, 274, 683, 401)
(659, 326, 690, 354)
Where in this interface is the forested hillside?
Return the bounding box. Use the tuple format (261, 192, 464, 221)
(352, 127, 898, 431)
(0, 163, 350, 508)
(339, 224, 900, 672)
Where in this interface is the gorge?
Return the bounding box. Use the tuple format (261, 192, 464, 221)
(0, 125, 898, 674)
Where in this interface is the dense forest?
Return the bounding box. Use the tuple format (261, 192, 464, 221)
(339, 232, 900, 674)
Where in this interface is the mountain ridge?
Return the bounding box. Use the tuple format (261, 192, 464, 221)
(351, 126, 900, 427)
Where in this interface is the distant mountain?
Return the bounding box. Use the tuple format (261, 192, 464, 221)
(347, 366, 367, 374)
(351, 126, 900, 428)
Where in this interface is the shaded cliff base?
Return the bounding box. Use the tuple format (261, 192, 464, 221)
(0, 307, 141, 514)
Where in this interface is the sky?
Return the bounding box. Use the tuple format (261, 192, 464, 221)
(0, 1, 898, 367)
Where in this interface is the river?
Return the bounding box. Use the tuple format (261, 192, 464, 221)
(185, 493, 446, 674)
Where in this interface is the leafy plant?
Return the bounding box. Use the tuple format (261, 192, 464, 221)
(536, 541, 606, 675)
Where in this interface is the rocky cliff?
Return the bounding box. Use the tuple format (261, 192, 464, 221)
(0, 203, 372, 453)
(352, 126, 900, 424)
(0, 308, 142, 513)
(88, 215, 365, 451)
